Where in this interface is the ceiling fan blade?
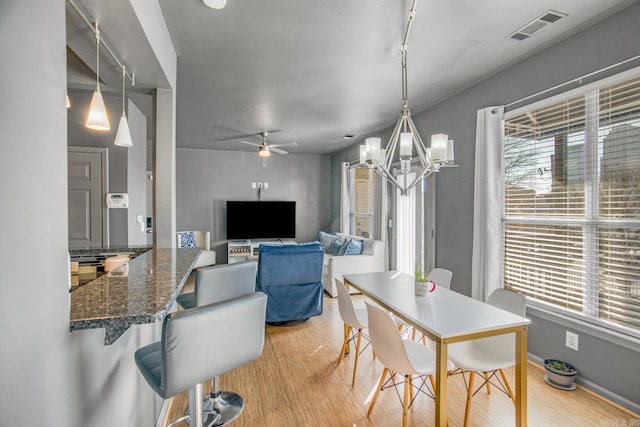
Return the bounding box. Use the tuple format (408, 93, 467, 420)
(270, 147, 288, 155)
(240, 140, 262, 147)
(211, 128, 283, 142)
(269, 141, 298, 148)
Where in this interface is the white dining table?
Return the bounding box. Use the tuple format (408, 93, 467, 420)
(344, 271, 530, 427)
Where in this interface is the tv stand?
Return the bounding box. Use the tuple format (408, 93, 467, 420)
(227, 240, 296, 264)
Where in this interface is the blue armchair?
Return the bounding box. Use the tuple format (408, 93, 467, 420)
(256, 242, 324, 324)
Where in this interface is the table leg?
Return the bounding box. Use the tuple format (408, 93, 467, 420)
(435, 339, 448, 427)
(515, 326, 528, 427)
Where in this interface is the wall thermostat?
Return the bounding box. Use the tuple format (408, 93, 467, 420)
(106, 193, 129, 209)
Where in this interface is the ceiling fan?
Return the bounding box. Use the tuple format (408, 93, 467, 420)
(241, 131, 297, 166)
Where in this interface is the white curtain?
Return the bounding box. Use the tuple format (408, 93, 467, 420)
(374, 174, 389, 270)
(340, 162, 351, 233)
(471, 106, 505, 301)
(395, 172, 416, 275)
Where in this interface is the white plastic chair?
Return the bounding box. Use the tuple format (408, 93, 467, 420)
(447, 288, 527, 427)
(425, 268, 453, 289)
(336, 280, 370, 387)
(365, 302, 454, 427)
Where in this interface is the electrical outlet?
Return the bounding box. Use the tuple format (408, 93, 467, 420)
(566, 331, 579, 351)
(264, 182, 268, 189)
(252, 182, 257, 189)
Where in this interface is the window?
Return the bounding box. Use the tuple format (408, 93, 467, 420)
(503, 73, 640, 334)
(350, 167, 376, 238)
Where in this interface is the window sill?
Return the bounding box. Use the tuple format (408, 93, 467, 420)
(526, 300, 640, 352)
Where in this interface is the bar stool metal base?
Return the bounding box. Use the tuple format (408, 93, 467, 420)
(168, 383, 221, 427)
(186, 391, 244, 427)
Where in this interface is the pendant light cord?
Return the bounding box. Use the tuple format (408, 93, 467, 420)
(95, 23, 101, 92)
(401, 0, 418, 109)
(67, 0, 134, 85)
(121, 65, 126, 113)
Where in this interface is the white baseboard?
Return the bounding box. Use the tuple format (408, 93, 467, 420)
(528, 353, 640, 416)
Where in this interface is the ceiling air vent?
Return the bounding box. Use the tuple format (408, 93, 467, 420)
(507, 10, 567, 41)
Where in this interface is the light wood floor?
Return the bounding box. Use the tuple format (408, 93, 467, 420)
(165, 290, 637, 426)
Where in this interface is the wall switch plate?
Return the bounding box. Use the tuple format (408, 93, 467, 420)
(264, 182, 268, 189)
(566, 331, 579, 351)
(252, 182, 257, 189)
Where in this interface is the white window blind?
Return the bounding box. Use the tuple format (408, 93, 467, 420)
(350, 167, 376, 238)
(503, 74, 640, 333)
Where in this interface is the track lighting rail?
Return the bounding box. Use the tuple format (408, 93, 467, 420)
(67, 0, 135, 85)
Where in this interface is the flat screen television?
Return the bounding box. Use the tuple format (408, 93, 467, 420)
(226, 201, 296, 240)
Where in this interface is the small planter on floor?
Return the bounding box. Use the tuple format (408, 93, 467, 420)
(544, 358, 577, 390)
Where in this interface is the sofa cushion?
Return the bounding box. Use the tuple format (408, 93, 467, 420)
(317, 231, 337, 253)
(329, 238, 348, 256)
(343, 239, 363, 256)
(178, 231, 196, 248)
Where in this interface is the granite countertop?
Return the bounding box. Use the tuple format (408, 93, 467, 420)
(69, 246, 152, 257)
(69, 247, 202, 344)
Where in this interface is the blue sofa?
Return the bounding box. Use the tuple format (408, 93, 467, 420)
(256, 242, 324, 324)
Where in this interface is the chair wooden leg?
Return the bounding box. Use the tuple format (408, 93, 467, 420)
(428, 374, 436, 393)
(368, 368, 389, 417)
(338, 325, 351, 364)
(403, 374, 410, 427)
(484, 371, 491, 394)
(351, 329, 363, 387)
(463, 371, 475, 427)
(345, 323, 351, 355)
(499, 368, 516, 406)
(409, 374, 414, 402)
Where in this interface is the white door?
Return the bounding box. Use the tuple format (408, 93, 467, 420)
(68, 147, 108, 249)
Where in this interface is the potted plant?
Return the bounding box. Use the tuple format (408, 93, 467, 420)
(544, 358, 577, 388)
(414, 267, 435, 296)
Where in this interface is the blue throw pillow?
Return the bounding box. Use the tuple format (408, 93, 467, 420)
(179, 231, 196, 248)
(343, 239, 363, 256)
(330, 238, 349, 256)
(317, 231, 337, 253)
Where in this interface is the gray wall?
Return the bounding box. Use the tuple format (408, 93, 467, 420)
(331, 2, 640, 412)
(67, 90, 150, 247)
(0, 2, 163, 426)
(126, 99, 149, 246)
(0, 0, 72, 424)
(68, 90, 128, 246)
(176, 148, 331, 263)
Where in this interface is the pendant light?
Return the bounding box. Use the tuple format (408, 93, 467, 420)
(203, 0, 226, 9)
(370, 0, 456, 196)
(85, 23, 111, 131)
(113, 65, 133, 147)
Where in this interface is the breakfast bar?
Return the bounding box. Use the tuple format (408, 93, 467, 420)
(70, 247, 202, 344)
